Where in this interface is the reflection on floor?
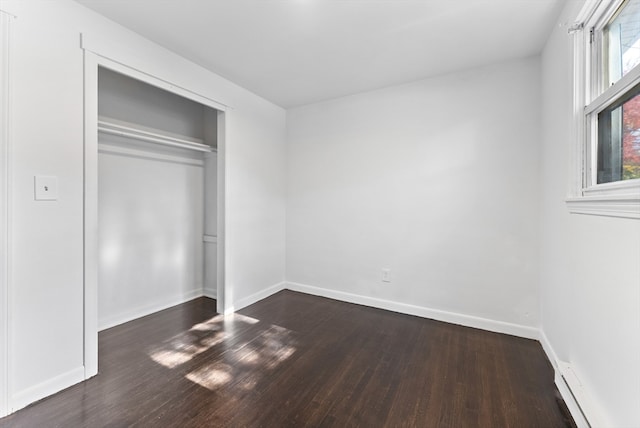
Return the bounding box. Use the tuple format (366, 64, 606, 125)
(148, 312, 297, 391)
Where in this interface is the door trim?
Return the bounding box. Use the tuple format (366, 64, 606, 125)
(0, 9, 14, 418)
(82, 46, 228, 379)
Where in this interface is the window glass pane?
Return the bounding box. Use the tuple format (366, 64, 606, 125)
(605, 0, 640, 86)
(597, 84, 640, 183)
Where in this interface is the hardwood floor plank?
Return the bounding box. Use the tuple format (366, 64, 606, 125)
(0, 290, 572, 427)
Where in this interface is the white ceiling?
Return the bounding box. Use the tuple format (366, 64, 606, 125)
(74, 0, 566, 108)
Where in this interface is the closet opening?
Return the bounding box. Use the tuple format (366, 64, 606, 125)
(97, 66, 221, 331)
(83, 52, 227, 379)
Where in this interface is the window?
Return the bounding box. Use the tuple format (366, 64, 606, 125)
(568, 0, 640, 219)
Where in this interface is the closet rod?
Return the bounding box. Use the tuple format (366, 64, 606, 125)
(98, 119, 213, 153)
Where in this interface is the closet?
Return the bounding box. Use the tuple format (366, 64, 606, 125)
(96, 67, 219, 330)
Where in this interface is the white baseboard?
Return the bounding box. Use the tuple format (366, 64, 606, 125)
(98, 288, 204, 331)
(540, 329, 608, 428)
(226, 281, 286, 314)
(10, 366, 85, 414)
(554, 368, 591, 428)
(285, 281, 539, 339)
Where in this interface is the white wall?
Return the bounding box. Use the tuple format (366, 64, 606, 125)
(8, 0, 86, 407)
(98, 137, 205, 330)
(3, 0, 285, 414)
(286, 57, 542, 334)
(98, 67, 208, 141)
(540, 1, 640, 426)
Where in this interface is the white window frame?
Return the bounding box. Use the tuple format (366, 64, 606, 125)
(567, 0, 640, 219)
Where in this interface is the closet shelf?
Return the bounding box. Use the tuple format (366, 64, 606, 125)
(98, 117, 213, 153)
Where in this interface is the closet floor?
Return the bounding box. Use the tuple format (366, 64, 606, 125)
(0, 291, 574, 427)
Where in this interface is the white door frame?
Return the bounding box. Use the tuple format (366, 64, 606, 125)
(0, 9, 14, 418)
(82, 47, 229, 378)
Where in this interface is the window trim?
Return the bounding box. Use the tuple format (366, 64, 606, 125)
(567, 0, 640, 219)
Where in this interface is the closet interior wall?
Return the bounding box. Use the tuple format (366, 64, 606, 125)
(97, 67, 218, 331)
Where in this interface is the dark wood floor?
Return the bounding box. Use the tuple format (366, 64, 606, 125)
(0, 290, 573, 427)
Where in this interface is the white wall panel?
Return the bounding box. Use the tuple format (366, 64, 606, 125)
(8, 0, 86, 400)
(97, 137, 205, 330)
(540, 1, 640, 426)
(3, 0, 285, 413)
(286, 57, 542, 329)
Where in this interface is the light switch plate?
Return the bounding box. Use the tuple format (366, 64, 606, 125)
(34, 176, 58, 201)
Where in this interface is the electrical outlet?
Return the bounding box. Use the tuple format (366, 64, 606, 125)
(381, 268, 391, 283)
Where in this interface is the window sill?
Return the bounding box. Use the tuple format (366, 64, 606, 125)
(566, 194, 640, 219)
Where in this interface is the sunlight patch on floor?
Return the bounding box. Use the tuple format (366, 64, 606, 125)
(148, 313, 260, 369)
(186, 363, 234, 389)
(183, 323, 298, 392)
